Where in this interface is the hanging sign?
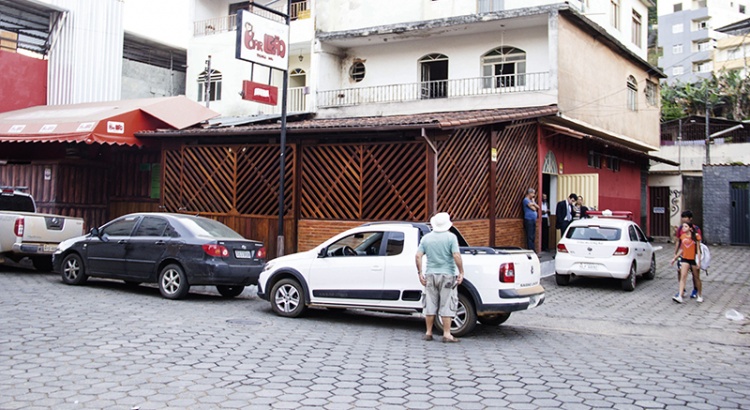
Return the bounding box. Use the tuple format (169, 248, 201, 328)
(242, 80, 279, 106)
(235, 9, 289, 71)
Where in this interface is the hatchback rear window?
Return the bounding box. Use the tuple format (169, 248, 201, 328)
(566, 226, 621, 241)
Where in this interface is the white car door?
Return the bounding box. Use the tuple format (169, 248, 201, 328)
(381, 231, 423, 309)
(307, 231, 386, 306)
(633, 224, 653, 273)
(628, 224, 649, 273)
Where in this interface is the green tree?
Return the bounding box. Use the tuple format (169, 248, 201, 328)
(661, 70, 750, 122)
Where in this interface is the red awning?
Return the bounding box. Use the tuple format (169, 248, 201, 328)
(0, 96, 219, 146)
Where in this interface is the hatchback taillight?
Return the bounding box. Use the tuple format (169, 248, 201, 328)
(613, 246, 629, 256)
(256, 246, 266, 260)
(202, 244, 229, 258)
(557, 243, 568, 253)
(499, 262, 515, 283)
(14, 217, 24, 237)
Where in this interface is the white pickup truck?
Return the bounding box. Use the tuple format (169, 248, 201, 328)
(0, 187, 84, 271)
(258, 222, 545, 336)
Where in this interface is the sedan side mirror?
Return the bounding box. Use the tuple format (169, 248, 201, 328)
(317, 248, 328, 258)
(647, 236, 654, 243)
(90, 227, 100, 237)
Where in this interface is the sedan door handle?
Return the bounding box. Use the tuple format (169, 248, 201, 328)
(154, 240, 166, 245)
(118, 240, 128, 244)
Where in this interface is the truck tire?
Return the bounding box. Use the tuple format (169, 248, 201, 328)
(434, 292, 477, 337)
(60, 254, 88, 285)
(32, 256, 54, 272)
(270, 278, 307, 318)
(478, 312, 511, 326)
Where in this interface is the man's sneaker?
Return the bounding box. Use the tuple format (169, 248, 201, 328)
(691, 289, 698, 299)
(672, 295, 683, 304)
(696, 295, 704, 303)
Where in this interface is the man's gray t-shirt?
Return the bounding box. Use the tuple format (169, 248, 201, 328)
(417, 231, 459, 275)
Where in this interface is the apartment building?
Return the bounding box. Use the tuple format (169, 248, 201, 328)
(658, 0, 749, 84)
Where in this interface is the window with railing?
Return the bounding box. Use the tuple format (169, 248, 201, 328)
(482, 47, 526, 88)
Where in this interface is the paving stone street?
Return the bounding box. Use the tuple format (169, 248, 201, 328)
(1, 245, 749, 409)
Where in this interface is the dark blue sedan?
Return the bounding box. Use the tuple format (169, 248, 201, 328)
(53, 213, 266, 299)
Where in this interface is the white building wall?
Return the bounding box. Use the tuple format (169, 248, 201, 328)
(43, 0, 124, 104)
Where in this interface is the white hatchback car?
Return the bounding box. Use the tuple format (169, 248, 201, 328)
(554, 213, 659, 291)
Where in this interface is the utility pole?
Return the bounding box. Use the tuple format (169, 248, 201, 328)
(204, 55, 212, 108)
(705, 86, 710, 165)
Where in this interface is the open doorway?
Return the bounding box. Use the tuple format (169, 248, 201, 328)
(419, 54, 448, 99)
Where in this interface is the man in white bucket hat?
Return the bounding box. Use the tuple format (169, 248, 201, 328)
(415, 212, 465, 343)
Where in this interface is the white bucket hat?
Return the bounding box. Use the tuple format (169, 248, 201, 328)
(430, 212, 453, 232)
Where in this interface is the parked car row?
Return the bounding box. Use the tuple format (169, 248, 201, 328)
(2, 201, 659, 336)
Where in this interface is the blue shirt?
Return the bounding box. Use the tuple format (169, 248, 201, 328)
(417, 231, 459, 275)
(523, 198, 538, 221)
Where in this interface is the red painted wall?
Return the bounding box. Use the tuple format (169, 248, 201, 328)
(0, 50, 47, 113)
(541, 133, 645, 224)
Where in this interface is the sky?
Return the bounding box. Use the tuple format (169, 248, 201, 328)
(123, 0, 192, 48)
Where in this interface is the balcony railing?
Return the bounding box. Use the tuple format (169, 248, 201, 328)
(317, 72, 551, 108)
(258, 86, 310, 115)
(193, 1, 310, 37)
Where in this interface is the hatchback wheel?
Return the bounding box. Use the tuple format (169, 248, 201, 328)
(643, 255, 656, 280)
(217, 285, 245, 298)
(622, 263, 637, 291)
(270, 278, 306, 317)
(159, 264, 190, 300)
(434, 293, 477, 337)
(60, 254, 88, 285)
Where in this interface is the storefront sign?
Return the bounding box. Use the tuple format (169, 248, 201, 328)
(235, 9, 289, 71)
(242, 81, 278, 106)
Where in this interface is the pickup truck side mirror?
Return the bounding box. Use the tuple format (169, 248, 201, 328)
(317, 248, 328, 258)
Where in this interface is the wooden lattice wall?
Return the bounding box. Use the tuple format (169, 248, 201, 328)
(300, 142, 428, 221)
(437, 127, 490, 220)
(495, 121, 538, 219)
(162, 144, 296, 255)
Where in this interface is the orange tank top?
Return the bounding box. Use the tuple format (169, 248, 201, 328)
(680, 233, 701, 260)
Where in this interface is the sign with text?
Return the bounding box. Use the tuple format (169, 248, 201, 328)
(242, 81, 279, 106)
(235, 9, 289, 71)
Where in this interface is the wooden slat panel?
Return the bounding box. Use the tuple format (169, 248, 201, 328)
(437, 127, 490, 220)
(495, 121, 538, 219)
(300, 141, 427, 221)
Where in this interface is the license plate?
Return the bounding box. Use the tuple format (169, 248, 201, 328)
(43, 244, 57, 253)
(578, 263, 597, 270)
(234, 250, 255, 259)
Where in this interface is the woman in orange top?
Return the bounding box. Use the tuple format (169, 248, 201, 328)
(670, 222, 702, 303)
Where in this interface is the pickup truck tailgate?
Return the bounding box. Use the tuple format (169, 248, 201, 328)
(504, 250, 541, 287)
(13, 211, 85, 244)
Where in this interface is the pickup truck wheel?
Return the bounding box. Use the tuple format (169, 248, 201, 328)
(478, 312, 511, 326)
(643, 256, 656, 280)
(434, 293, 477, 337)
(32, 256, 54, 272)
(61, 254, 88, 285)
(270, 278, 306, 317)
(159, 264, 190, 300)
(621, 263, 637, 291)
(555, 273, 570, 286)
(216, 285, 245, 298)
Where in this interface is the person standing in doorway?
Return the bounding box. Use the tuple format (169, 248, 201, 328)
(541, 193, 550, 252)
(555, 193, 578, 237)
(522, 188, 539, 251)
(416, 212, 464, 343)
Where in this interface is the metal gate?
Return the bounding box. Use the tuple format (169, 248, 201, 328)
(731, 182, 750, 245)
(649, 186, 670, 237)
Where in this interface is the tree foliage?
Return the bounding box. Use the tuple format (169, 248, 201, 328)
(661, 70, 750, 122)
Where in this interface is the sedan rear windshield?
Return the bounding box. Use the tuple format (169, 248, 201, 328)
(566, 226, 621, 241)
(179, 217, 245, 239)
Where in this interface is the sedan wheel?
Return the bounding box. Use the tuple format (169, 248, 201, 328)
(434, 293, 477, 337)
(216, 285, 245, 298)
(622, 263, 637, 291)
(643, 255, 656, 280)
(555, 273, 570, 286)
(159, 264, 190, 300)
(60, 254, 88, 285)
(270, 278, 306, 318)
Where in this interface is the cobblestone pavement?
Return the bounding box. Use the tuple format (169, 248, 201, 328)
(0, 246, 748, 409)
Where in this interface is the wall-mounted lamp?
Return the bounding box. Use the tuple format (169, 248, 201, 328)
(298, 54, 303, 62)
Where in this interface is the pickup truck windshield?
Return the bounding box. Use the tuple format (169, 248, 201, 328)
(0, 195, 35, 212)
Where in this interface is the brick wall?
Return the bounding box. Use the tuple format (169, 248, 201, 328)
(703, 165, 750, 245)
(494, 219, 526, 248)
(297, 219, 366, 251)
(453, 220, 489, 246)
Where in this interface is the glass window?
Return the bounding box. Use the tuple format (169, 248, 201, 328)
(635, 225, 648, 242)
(673, 66, 684, 75)
(632, 10, 642, 47)
(672, 23, 684, 33)
(385, 232, 405, 256)
(177, 216, 244, 239)
(133, 216, 169, 237)
(102, 217, 139, 236)
(197, 69, 222, 102)
(482, 47, 526, 88)
(673, 3, 683, 12)
(566, 226, 621, 241)
(349, 61, 366, 82)
(645, 81, 657, 106)
(327, 231, 384, 257)
(673, 44, 683, 54)
(627, 76, 637, 111)
(628, 225, 639, 241)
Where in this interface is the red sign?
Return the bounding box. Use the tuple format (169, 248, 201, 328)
(242, 81, 279, 106)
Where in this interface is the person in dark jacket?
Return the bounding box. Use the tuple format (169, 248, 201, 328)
(555, 193, 578, 237)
